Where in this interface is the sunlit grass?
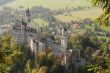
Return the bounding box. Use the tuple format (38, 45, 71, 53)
(33, 18, 49, 27)
(2, 0, 91, 10)
(100, 25, 110, 32)
(56, 8, 103, 22)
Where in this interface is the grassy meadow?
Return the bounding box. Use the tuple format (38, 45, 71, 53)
(2, 0, 91, 10)
(33, 18, 49, 27)
(56, 8, 103, 22)
(0, 0, 103, 23)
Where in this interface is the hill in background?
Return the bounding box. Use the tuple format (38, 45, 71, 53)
(1, 0, 92, 10)
(0, 0, 103, 22)
(0, 0, 14, 6)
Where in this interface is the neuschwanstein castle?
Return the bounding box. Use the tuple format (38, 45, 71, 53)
(12, 9, 81, 67)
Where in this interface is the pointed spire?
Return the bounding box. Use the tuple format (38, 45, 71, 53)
(22, 19, 27, 29)
(26, 8, 30, 17)
(26, 8, 31, 22)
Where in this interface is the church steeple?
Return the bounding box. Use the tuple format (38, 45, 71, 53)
(26, 8, 31, 22)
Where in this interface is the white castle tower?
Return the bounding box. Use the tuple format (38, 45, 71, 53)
(61, 28, 69, 68)
(76, 48, 80, 61)
(61, 28, 68, 50)
(29, 35, 37, 53)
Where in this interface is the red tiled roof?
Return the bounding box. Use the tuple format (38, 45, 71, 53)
(72, 23, 81, 29)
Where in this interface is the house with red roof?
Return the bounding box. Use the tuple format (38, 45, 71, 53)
(71, 23, 81, 29)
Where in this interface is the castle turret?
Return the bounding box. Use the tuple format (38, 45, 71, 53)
(29, 35, 39, 67)
(26, 8, 31, 22)
(61, 28, 69, 68)
(29, 35, 39, 53)
(21, 20, 27, 44)
(76, 48, 80, 61)
(61, 28, 68, 50)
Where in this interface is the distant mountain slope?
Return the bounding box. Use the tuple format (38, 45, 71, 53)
(0, 0, 14, 6)
(1, 0, 92, 10)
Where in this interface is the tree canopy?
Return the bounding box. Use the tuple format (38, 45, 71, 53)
(92, 0, 110, 26)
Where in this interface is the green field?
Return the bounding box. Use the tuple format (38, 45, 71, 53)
(100, 26, 110, 32)
(56, 8, 103, 22)
(33, 18, 49, 27)
(1, 0, 91, 10)
(0, 0, 103, 23)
